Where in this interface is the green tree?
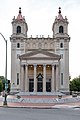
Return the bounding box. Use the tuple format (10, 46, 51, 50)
(70, 76, 80, 91)
(0, 76, 5, 90)
(0, 76, 4, 80)
(0, 80, 3, 92)
(0, 76, 10, 92)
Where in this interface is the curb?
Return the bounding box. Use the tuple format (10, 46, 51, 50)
(0, 104, 80, 109)
(0, 105, 54, 109)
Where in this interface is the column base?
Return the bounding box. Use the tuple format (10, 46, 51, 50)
(43, 90, 46, 92)
(3, 101, 7, 106)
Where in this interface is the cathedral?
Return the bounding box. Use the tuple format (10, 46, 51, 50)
(10, 7, 70, 93)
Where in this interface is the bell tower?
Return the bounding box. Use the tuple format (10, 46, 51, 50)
(11, 7, 28, 38)
(10, 8, 28, 90)
(52, 7, 70, 92)
(52, 7, 69, 38)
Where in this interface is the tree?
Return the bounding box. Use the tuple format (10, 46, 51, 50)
(0, 76, 5, 90)
(70, 76, 80, 91)
(0, 76, 10, 92)
(0, 80, 3, 92)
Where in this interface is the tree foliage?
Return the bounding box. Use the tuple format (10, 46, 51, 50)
(70, 76, 80, 91)
(0, 80, 3, 92)
(0, 76, 5, 90)
(0, 76, 10, 92)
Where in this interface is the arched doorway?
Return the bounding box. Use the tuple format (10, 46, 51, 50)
(37, 73, 43, 92)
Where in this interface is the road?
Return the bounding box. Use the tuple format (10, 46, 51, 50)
(0, 107, 80, 120)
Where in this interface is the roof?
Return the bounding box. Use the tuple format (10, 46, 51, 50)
(12, 7, 25, 22)
(19, 50, 61, 60)
(57, 7, 63, 20)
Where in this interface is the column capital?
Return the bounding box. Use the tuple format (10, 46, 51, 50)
(52, 63, 59, 67)
(25, 64, 28, 67)
(56, 64, 59, 67)
(21, 64, 24, 67)
(52, 62, 56, 66)
(33, 64, 37, 67)
(43, 64, 46, 67)
(52, 64, 55, 67)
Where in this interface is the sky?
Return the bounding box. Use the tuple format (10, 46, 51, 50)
(0, 0, 80, 80)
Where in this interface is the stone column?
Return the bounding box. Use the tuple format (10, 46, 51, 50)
(20, 65, 24, 91)
(51, 65, 54, 91)
(25, 64, 28, 91)
(34, 64, 37, 92)
(23, 65, 25, 91)
(54, 65, 56, 91)
(43, 64, 46, 92)
(56, 65, 59, 91)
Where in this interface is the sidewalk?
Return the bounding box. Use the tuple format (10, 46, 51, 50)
(0, 95, 80, 109)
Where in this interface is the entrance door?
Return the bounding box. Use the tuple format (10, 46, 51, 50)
(29, 79, 34, 92)
(46, 79, 51, 92)
(37, 73, 43, 92)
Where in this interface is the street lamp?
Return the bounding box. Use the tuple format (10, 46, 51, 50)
(0, 32, 7, 105)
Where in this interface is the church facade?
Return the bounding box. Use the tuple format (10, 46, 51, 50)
(10, 7, 70, 93)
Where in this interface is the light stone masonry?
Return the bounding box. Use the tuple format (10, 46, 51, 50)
(10, 7, 70, 94)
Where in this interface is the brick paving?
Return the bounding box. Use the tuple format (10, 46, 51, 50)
(0, 95, 80, 108)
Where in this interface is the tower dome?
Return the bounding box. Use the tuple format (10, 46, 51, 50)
(16, 7, 25, 20)
(52, 7, 69, 36)
(11, 7, 28, 38)
(57, 7, 63, 20)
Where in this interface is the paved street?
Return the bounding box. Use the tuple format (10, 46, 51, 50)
(0, 107, 80, 120)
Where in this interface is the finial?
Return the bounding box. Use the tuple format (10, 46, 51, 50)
(36, 35, 38, 38)
(58, 7, 61, 14)
(13, 16, 15, 20)
(19, 7, 21, 14)
(48, 35, 50, 38)
(31, 35, 32, 38)
(42, 35, 44, 38)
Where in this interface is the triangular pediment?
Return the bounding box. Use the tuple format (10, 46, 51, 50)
(30, 53, 51, 58)
(19, 50, 61, 60)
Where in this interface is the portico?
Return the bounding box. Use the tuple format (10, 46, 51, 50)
(19, 50, 60, 92)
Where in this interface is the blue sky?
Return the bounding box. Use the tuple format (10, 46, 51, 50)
(0, 0, 80, 80)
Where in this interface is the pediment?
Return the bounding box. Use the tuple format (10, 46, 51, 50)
(30, 53, 51, 58)
(19, 50, 61, 60)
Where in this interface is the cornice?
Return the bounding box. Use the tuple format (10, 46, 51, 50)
(20, 57, 60, 60)
(19, 50, 61, 61)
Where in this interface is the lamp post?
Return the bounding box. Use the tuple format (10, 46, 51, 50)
(0, 32, 7, 105)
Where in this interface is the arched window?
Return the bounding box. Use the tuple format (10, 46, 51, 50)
(59, 26, 64, 33)
(60, 43, 63, 48)
(17, 43, 20, 48)
(17, 26, 21, 33)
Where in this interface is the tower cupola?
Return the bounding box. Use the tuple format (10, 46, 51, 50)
(57, 7, 63, 20)
(52, 7, 69, 38)
(11, 7, 28, 38)
(16, 7, 25, 21)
